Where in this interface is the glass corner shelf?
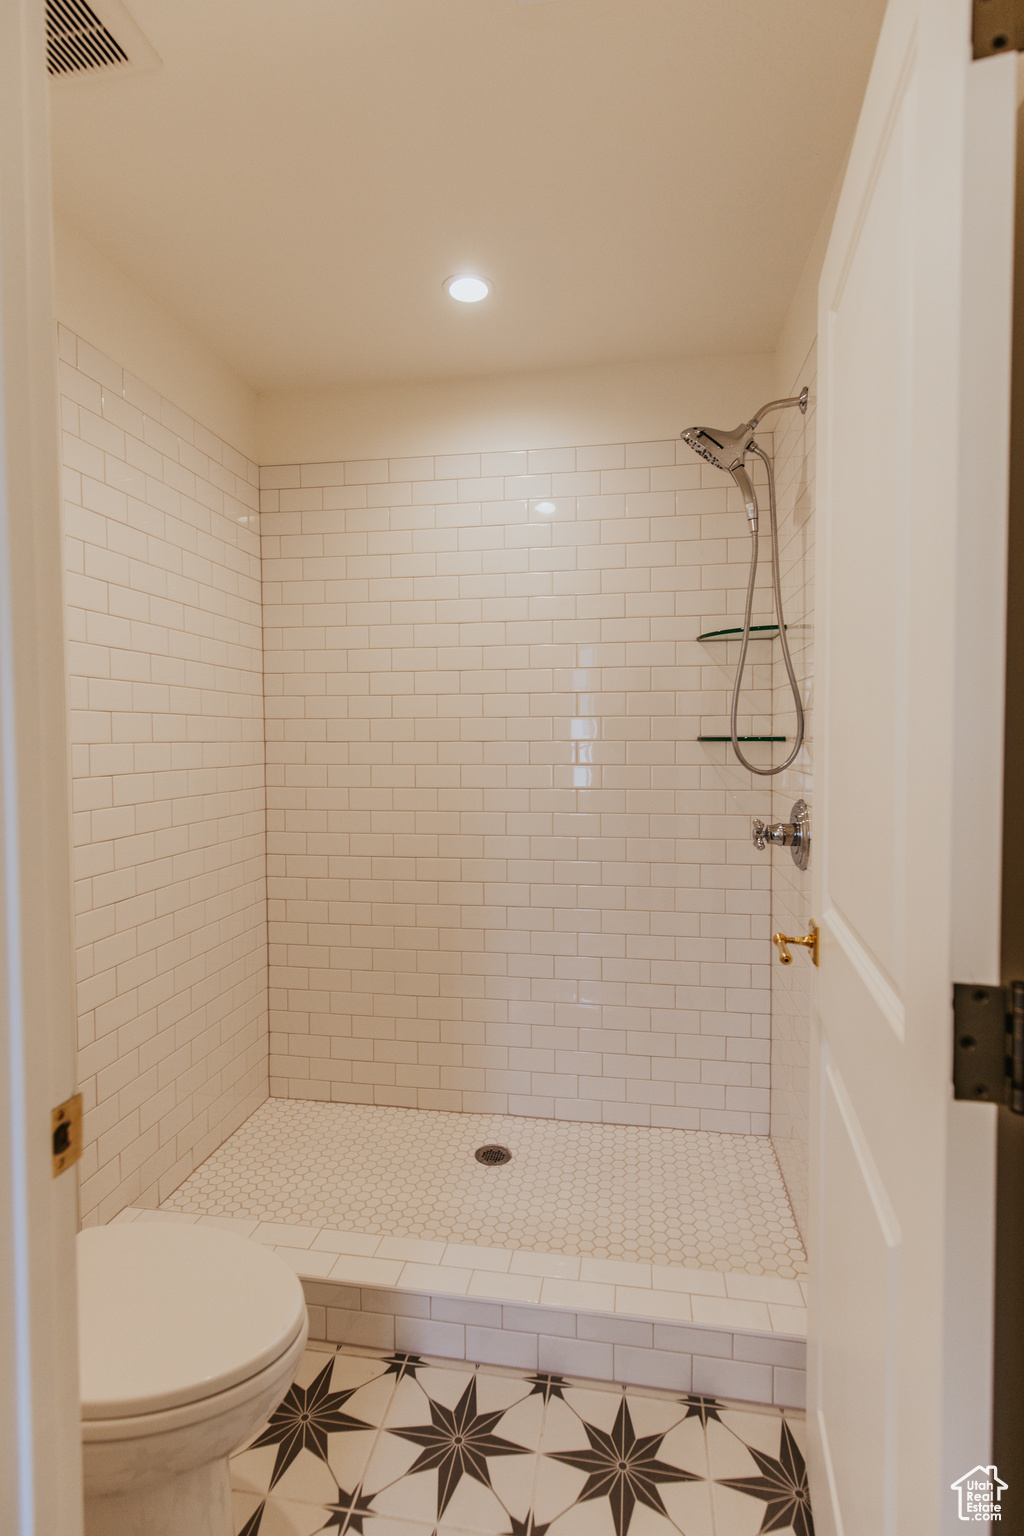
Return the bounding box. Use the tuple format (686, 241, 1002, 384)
(698, 735, 787, 743)
(696, 623, 783, 642)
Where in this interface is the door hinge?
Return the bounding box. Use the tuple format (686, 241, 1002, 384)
(953, 983, 1024, 1111)
(51, 1092, 82, 1176)
(973, 0, 1024, 59)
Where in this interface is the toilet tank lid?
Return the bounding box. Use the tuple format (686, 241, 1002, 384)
(77, 1224, 307, 1420)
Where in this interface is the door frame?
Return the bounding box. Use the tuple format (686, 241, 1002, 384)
(993, 66, 1024, 1515)
(0, 0, 83, 1531)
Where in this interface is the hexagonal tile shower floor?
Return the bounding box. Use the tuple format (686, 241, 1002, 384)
(163, 1100, 805, 1279)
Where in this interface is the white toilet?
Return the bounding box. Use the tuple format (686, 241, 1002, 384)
(77, 1223, 309, 1536)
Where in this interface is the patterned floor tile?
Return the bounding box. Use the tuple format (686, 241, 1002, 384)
(531, 1385, 709, 1536)
(541, 1499, 675, 1535)
(232, 1347, 395, 1507)
(706, 1411, 812, 1536)
(345, 1523, 435, 1536)
(230, 1343, 813, 1536)
(233, 1490, 335, 1535)
(366, 1361, 541, 1532)
(166, 1099, 805, 1277)
(654, 1481, 716, 1536)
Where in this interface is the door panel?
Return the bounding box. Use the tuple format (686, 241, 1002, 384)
(826, 72, 913, 995)
(820, 1055, 899, 1536)
(813, 3, 1017, 1533)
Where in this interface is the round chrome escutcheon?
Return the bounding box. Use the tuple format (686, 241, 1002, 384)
(790, 798, 810, 871)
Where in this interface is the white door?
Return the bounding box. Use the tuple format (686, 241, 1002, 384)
(0, 0, 83, 1532)
(812, 1, 1017, 1533)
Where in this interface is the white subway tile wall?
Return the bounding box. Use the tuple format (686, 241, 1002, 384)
(59, 327, 268, 1226)
(261, 441, 782, 1127)
(768, 352, 816, 1235)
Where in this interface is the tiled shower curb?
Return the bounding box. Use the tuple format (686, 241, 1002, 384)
(115, 1208, 806, 1409)
(298, 1274, 806, 1409)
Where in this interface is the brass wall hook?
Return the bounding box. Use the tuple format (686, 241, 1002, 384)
(772, 921, 818, 966)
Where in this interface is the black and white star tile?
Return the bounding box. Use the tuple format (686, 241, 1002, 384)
(706, 1404, 813, 1536)
(230, 1342, 813, 1536)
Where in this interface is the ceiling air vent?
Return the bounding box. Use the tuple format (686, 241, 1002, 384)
(46, 0, 159, 82)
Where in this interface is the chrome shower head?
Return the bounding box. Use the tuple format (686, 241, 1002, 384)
(679, 421, 754, 475)
(680, 421, 758, 523)
(679, 392, 807, 529)
(680, 390, 808, 473)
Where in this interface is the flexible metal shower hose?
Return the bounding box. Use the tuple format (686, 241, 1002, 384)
(727, 441, 805, 775)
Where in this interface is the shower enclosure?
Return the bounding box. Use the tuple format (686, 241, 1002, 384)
(61, 324, 815, 1404)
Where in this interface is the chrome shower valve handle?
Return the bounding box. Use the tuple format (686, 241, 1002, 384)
(751, 799, 810, 869)
(754, 819, 798, 848)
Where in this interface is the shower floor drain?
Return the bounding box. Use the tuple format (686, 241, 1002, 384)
(474, 1144, 512, 1166)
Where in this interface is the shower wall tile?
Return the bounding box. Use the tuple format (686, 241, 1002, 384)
(261, 437, 781, 1127)
(60, 326, 268, 1226)
(768, 348, 817, 1236)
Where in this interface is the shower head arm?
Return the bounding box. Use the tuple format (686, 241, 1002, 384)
(747, 387, 809, 431)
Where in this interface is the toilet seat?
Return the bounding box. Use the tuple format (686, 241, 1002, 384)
(78, 1225, 307, 1421)
(80, 1324, 309, 1445)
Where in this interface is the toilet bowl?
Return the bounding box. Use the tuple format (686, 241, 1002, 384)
(77, 1223, 309, 1536)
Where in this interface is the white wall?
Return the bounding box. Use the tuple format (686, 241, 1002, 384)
(257, 355, 774, 466)
(53, 217, 258, 462)
(772, 166, 841, 400)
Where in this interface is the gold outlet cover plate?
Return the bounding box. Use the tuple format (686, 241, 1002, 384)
(51, 1092, 83, 1177)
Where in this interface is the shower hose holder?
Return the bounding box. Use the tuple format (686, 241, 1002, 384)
(772, 922, 819, 967)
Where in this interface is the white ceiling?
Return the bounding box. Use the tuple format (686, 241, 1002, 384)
(48, 0, 886, 392)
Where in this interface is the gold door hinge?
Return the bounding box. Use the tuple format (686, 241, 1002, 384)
(51, 1093, 82, 1176)
(953, 982, 1024, 1113)
(973, 0, 1024, 59)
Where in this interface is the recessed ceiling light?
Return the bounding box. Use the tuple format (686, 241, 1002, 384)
(445, 274, 491, 303)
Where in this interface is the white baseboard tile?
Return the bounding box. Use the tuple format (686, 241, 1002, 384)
(691, 1355, 774, 1402)
(324, 1307, 396, 1351)
(538, 1335, 616, 1379)
(653, 1321, 733, 1359)
(732, 1331, 806, 1368)
(501, 1302, 577, 1338)
(359, 1286, 431, 1318)
(772, 1366, 807, 1409)
(394, 1315, 467, 1356)
(464, 1325, 540, 1371)
(612, 1344, 691, 1393)
(577, 1313, 654, 1349)
(428, 1294, 504, 1329)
